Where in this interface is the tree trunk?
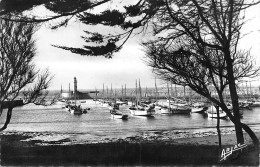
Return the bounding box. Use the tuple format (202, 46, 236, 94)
(225, 47, 259, 148)
(224, 49, 244, 144)
(241, 123, 259, 146)
(216, 106, 222, 151)
(0, 107, 13, 131)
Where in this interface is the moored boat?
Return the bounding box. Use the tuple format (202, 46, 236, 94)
(64, 77, 89, 115)
(160, 105, 172, 114)
(65, 104, 83, 114)
(116, 99, 128, 105)
(108, 103, 128, 119)
(69, 105, 83, 114)
(206, 105, 227, 118)
(110, 109, 128, 119)
(129, 104, 155, 116)
(170, 104, 191, 114)
(191, 106, 208, 113)
(191, 102, 208, 113)
(108, 102, 119, 110)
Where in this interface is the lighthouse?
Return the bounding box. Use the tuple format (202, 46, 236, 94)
(74, 77, 77, 101)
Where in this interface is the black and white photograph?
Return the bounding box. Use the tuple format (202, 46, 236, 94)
(0, 0, 260, 166)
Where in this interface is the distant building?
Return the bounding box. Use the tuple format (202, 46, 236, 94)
(76, 91, 92, 99)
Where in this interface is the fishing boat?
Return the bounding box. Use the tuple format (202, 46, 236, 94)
(191, 102, 208, 113)
(69, 105, 83, 114)
(169, 104, 191, 114)
(207, 105, 227, 118)
(165, 82, 191, 114)
(245, 99, 260, 107)
(108, 102, 128, 119)
(116, 100, 127, 105)
(129, 79, 155, 116)
(160, 105, 172, 114)
(129, 104, 155, 116)
(166, 100, 191, 114)
(160, 103, 191, 114)
(108, 102, 119, 110)
(110, 110, 128, 119)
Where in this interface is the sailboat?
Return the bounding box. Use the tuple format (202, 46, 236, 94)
(110, 103, 128, 119)
(161, 83, 191, 114)
(206, 105, 227, 118)
(115, 85, 128, 105)
(165, 99, 191, 114)
(129, 79, 155, 116)
(191, 102, 208, 113)
(153, 77, 162, 111)
(108, 87, 128, 119)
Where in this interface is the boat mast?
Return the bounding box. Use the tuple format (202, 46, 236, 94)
(250, 81, 252, 100)
(135, 79, 138, 105)
(69, 83, 70, 99)
(106, 86, 109, 100)
(114, 88, 117, 102)
(102, 83, 104, 101)
(183, 86, 186, 101)
(122, 85, 123, 99)
(170, 82, 173, 97)
(246, 81, 248, 100)
(125, 84, 126, 99)
(167, 82, 171, 112)
(145, 86, 148, 99)
(110, 83, 113, 100)
(95, 87, 97, 102)
(175, 84, 177, 98)
(155, 77, 158, 102)
(139, 79, 142, 100)
(74, 77, 77, 105)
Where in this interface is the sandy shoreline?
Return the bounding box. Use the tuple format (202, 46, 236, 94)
(1, 126, 260, 145)
(1, 127, 259, 166)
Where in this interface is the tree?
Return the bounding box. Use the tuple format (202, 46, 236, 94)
(0, 17, 53, 131)
(142, 0, 260, 146)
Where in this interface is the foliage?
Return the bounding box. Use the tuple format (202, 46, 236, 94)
(0, 17, 53, 131)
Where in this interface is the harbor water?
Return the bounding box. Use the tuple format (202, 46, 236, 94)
(1, 100, 260, 142)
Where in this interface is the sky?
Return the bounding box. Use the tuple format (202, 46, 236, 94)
(33, 2, 260, 91)
(35, 22, 158, 91)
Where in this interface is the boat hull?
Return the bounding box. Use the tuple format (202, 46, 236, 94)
(160, 108, 172, 114)
(70, 109, 82, 115)
(65, 105, 83, 115)
(207, 112, 227, 118)
(160, 106, 191, 114)
(171, 108, 191, 114)
(130, 109, 155, 116)
(191, 107, 208, 113)
(207, 106, 227, 118)
(111, 113, 128, 119)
